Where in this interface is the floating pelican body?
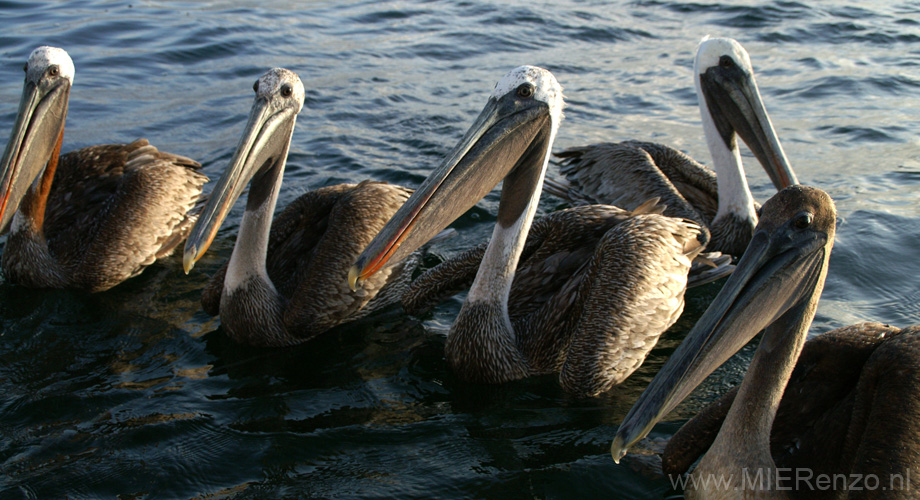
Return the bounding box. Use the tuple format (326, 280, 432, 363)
(351, 66, 729, 397)
(183, 68, 420, 347)
(613, 185, 920, 498)
(0, 46, 207, 292)
(553, 37, 797, 257)
(662, 322, 920, 499)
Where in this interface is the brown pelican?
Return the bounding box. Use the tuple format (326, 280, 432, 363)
(0, 46, 207, 292)
(613, 186, 919, 498)
(182, 68, 421, 347)
(552, 37, 798, 256)
(350, 66, 729, 397)
(662, 322, 920, 499)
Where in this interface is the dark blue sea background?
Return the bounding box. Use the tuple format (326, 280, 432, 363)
(1, 0, 919, 498)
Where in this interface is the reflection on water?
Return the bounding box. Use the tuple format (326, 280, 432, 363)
(1, 0, 919, 498)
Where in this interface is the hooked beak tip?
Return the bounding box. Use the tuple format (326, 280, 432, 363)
(348, 265, 361, 292)
(183, 247, 197, 275)
(610, 435, 628, 464)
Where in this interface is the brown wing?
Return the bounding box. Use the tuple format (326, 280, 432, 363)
(44, 139, 206, 291)
(555, 141, 718, 244)
(555, 211, 704, 397)
(839, 326, 920, 489)
(622, 141, 719, 221)
(401, 203, 640, 319)
(401, 242, 487, 317)
(281, 181, 415, 336)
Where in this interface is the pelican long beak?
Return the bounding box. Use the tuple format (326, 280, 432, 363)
(610, 191, 831, 462)
(0, 77, 70, 233)
(183, 95, 296, 273)
(349, 92, 554, 290)
(700, 64, 798, 190)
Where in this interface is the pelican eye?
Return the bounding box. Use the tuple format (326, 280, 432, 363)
(252, 80, 260, 93)
(48, 65, 59, 77)
(517, 83, 535, 99)
(280, 84, 293, 98)
(719, 55, 734, 68)
(793, 212, 813, 229)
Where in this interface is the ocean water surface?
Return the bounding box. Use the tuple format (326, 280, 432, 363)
(1, 0, 919, 498)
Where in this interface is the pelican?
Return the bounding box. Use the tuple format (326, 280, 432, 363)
(350, 66, 730, 397)
(182, 68, 422, 346)
(552, 37, 798, 257)
(0, 46, 207, 292)
(662, 322, 920, 499)
(613, 185, 920, 498)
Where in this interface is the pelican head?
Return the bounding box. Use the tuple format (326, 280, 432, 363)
(0, 46, 76, 232)
(183, 68, 305, 273)
(611, 184, 835, 462)
(348, 65, 564, 290)
(694, 37, 798, 190)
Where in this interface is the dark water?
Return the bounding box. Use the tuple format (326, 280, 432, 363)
(1, 0, 919, 498)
